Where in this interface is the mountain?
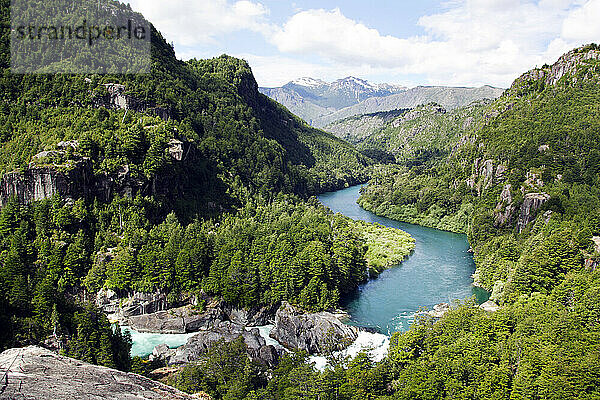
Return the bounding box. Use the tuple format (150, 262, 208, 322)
(259, 76, 406, 125)
(0, 0, 376, 370)
(0, 20, 371, 217)
(356, 44, 600, 397)
(328, 99, 492, 158)
(260, 77, 504, 127)
(321, 108, 410, 144)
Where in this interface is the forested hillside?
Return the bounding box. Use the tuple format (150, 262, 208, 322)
(0, 0, 376, 361)
(343, 44, 600, 398)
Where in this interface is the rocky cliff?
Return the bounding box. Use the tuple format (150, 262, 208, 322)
(0, 160, 92, 207)
(0, 346, 197, 400)
(511, 46, 600, 91)
(0, 138, 192, 208)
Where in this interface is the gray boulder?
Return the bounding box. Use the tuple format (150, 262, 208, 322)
(270, 302, 358, 355)
(0, 346, 196, 400)
(166, 321, 281, 368)
(427, 303, 451, 318)
(128, 305, 224, 334)
(479, 300, 500, 312)
(223, 303, 277, 326)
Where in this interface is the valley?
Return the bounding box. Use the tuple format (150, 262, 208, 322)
(1, 1, 600, 399)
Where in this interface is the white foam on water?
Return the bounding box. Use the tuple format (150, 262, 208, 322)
(121, 326, 197, 357)
(389, 311, 419, 333)
(245, 325, 285, 349)
(308, 331, 390, 371)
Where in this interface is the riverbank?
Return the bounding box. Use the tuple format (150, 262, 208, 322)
(318, 185, 489, 334)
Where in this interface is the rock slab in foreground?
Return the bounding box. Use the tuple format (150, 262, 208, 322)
(0, 346, 196, 400)
(270, 302, 358, 355)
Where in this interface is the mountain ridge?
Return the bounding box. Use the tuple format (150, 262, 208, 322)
(260, 78, 504, 127)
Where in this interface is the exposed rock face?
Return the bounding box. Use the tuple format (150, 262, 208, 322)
(94, 83, 172, 120)
(128, 306, 225, 334)
(479, 300, 500, 312)
(168, 139, 185, 161)
(0, 346, 196, 400)
(222, 303, 277, 326)
(513, 47, 600, 89)
(122, 301, 276, 334)
(97, 289, 169, 320)
(269, 302, 358, 355)
(0, 151, 192, 208)
(0, 161, 92, 207)
(427, 303, 451, 318)
(469, 158, 507, 195)
(494, 184, 515, 226)
(156, 321, 281, 368)
(517, 192, 550, 233)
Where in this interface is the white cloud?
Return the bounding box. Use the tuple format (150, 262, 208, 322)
(561, 0, 600, 41)
(127, 0, 271, 46)
(264, 1, 600, 87)
(126, 0, 600, 88)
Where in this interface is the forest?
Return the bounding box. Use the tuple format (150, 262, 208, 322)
(1, 0, 600, 398)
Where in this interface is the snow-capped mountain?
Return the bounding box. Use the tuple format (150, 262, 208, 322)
(291, 77, 328, 88)
(259, 77, 504, 127)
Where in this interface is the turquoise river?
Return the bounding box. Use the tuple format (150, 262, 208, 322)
(318, 184, 489, 335)
(126, 184, 488, 356)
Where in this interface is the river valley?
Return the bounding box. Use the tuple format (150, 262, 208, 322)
(126, 184, 488, 359)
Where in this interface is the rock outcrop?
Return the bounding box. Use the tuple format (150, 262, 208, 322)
(427, 303, 451, 318)
(0, 160, 92, 207)
(0, 346, 196, 400)
(467, 158, 508, 196)
(513, 46, 600, 90)
(97, 289, 169, 320)
(128, 306, 225, 334)
(479, 300, 500, 312)
(154, 321, 281, 368)
(94, 83, 172, 120)
(121, 300, 276, 334)
(221, 303, 277, 327)
(494, 184, 515, 226)
(269, 302, 358, 355)
(517, 192, 550, 233)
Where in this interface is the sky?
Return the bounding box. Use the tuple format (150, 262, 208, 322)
(127, 0, 600, 88)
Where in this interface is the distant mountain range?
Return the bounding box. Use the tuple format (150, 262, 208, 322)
(259, 77, 505, 127)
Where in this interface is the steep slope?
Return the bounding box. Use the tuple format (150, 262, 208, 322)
(326, 100, 492, 155)
(361, 44, 600, 298)
(0, 0, 377, 366)
(350, 43, 600, 400)
(322, 108, 410, 144)
(0, 6, 371, 217)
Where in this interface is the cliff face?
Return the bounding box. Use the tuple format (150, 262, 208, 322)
(0, 161, 92, 207)
(512, 47, 600, 89)
(0, 139, 195, 208)
(0, 346, 197, 400)
(93, 83, 173, 120)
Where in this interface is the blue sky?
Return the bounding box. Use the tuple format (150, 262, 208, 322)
(128, 0, 600, 88)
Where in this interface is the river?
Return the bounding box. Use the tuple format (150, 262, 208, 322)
(318, 185, 489, 335)
(126, 184, 487, 357)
